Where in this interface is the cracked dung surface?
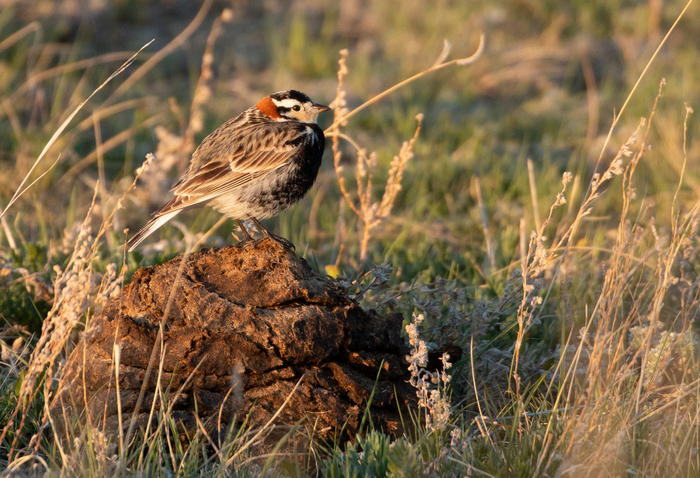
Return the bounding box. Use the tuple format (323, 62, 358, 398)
(56, 238, 412, 441)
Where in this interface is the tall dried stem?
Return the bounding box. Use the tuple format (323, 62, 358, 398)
(326, 38, 483, 261)
(329, 48, 446, 261)
(0, 155, 153, 459)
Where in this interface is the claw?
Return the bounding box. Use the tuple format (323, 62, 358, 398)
(249, 216, 295, 250)
(267, 233, 296, 250)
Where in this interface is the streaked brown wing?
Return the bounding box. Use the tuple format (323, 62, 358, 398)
(168, 120, 306, 207)
(226, 122, 304, 171)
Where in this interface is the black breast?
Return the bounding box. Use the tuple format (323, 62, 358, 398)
(254, 124, 325, 213)
(289, 124, 325, 178)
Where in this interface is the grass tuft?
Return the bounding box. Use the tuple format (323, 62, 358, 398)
(1, 1, 700, 476)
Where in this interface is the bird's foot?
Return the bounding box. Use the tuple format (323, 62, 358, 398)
(235, 219, 254, 245)
(248, 217, 295, 250)
(254, 232, 295, 250)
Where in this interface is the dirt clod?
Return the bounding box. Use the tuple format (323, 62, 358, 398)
(57, 239, 411, 441)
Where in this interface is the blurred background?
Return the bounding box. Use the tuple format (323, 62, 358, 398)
(0, 0, 698, 319)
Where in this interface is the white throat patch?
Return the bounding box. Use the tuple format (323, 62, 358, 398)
(305, 125, 318, 141)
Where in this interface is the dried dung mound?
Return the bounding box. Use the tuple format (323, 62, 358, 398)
(56, 239, 412, 441)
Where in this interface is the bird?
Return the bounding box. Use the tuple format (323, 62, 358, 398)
(126, 90, 330, 252)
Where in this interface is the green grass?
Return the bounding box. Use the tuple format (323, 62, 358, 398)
(1, 0, 700, 476)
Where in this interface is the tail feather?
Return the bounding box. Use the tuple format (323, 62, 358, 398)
(126, 210, 182, 251)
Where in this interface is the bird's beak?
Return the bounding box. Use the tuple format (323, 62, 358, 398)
(311, 103, 331, 113)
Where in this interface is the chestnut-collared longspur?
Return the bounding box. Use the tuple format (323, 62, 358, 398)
(126, 90, 330, 251)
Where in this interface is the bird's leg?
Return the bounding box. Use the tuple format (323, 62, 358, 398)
(236, 219, 254, 242)
(249, 217, 295, 249)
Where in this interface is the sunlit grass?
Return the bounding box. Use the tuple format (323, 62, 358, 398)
(0, 0, 699, 476)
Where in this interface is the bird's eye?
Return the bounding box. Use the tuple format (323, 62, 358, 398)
(292, 105, 301, 111)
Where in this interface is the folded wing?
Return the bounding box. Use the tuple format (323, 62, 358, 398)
(126, 121, 306, 251)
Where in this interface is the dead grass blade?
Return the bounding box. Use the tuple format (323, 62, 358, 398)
(0, 40, 154, 221)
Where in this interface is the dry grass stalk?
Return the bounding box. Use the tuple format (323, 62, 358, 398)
(325, 38, 484, 261)
(519, 217, 527, 268)
(588, 0, 693, 176)
(104, 0, 215, 107)
(0, 21, 41, 54)
(532, 80, 700, 475)
(331, 114, 422, 262)
(0, 42, 153, 222)
(7, 52, 137, 101)
(324, 35, 484, 132)
(511, 170, 573, 389)
(527, 158, 542, 233)
(0, 215, 18, 252)
(329, 49, 421, 261)
(135, 8, 232, 209)
(60, 113, 163, 184)
(509, 78, 667, 407)
(45, 98, 156, 185)
(0, 154, 153, 461)
(181, 8, 233, 172)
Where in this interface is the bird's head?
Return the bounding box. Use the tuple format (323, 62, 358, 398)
(255, 90, 330, 123)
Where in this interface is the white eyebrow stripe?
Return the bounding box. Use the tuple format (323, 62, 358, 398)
(272, 98, 303, 108)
